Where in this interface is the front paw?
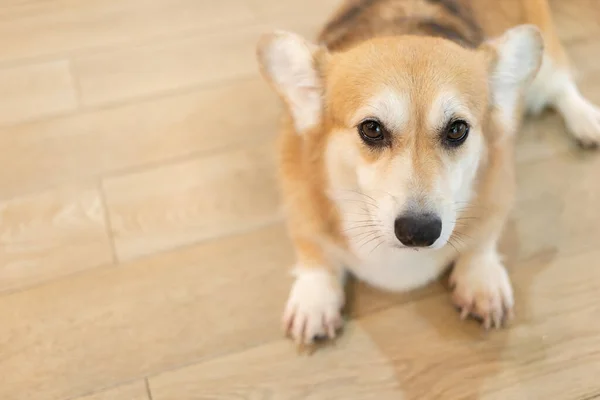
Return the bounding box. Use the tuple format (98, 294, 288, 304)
(283, 268, 344, 345)
(449, 252, 514, 329)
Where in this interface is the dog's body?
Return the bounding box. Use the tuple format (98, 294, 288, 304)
(257, 0, 600, 344)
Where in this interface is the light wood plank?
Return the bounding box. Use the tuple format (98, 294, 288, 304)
(0, 60, 76, 126)
(148, 323, 403, 400)
(550, 0, 600, 43)
(0, 184, 112, 293)
(262, 11, 335, 41)
(102, 143, 281, 261)
(247, 0, 343, 21)
(0, 2, 599, 400)
(243, 0, 342, 44)
(566, 36, 600, 80)
(516, 113, 576, 165)
(74, 381, 149, 400)
(357, 249, 600, 400)
(0, 0, 255, 63)
(513, 151, 600, 260)
(73, 25, 266, 106)
(0, 78, 279, 199)
(0, 224, 293, 400)
(72, 7, 343, 106)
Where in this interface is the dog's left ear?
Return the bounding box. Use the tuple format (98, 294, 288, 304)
(256, 31, 328, 134)
(481, 25, 544, 130)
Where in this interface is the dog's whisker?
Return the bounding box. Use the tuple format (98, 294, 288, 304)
(342, 218, 379, 223)
(359, 234, 386, 251)
(447, 240, 460, 255)
(342, 224, 383, 232)
(449, 235, 468, 249)
(369, 238, 388, 255)
(341, 215, 382, 222)
(334, 189, 377, 202)
(355, 228, 384, 243)
(342, 220, 377, 225)
(452, 230, 473, 241)
(453, 223, 473, 229)
(353, 233, 381, 243)
(342, 222, 382, 228)
(334, 196, 379, 208)
(343, 217, 381, 223)
(341, 212, 377, 218)
(454, 233, 473, 241)
(335, 197, 377, 206)
(353, 230, 382, 242)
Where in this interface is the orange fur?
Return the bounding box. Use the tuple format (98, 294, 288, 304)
(257, 0, 599, 345)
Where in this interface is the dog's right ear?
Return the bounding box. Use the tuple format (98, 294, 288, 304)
(257, 31, 328, 134)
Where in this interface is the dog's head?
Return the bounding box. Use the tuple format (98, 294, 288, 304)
(257, 27, 542, 251)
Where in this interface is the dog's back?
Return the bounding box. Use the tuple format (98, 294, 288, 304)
(319, 0, 528, 51)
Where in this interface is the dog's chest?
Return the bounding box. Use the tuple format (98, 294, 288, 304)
(341, 227, 455, 292)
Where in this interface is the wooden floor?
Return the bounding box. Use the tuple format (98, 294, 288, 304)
(1, 1, 600, 399)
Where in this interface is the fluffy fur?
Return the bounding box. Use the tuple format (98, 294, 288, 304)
(256, 0, 600, 345)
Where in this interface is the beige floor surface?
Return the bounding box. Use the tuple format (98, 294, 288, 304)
(1, 1, 600, 399)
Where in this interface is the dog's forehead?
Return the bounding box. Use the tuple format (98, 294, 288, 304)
(327, 36, 488, 125)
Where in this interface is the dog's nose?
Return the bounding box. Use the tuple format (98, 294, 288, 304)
(394, 213, 442, 247)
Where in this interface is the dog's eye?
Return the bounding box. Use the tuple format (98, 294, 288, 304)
(358, 119, 386, 143)
(445, 120, 469, 145)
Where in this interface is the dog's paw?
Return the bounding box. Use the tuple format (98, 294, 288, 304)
(559, 88, 600, 149)
(283, 268, 344, 345)
(450, 252, 514, 329)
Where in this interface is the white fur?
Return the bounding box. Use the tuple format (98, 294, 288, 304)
(259, 32, 322, 134)
(488, 25, 544, 133)
(351, 88, 409, 132)
(325, 134, 453, 291)
(332, 141, 483, 292)
(555, 84, 600, 146)
(346, 243, 456, 292)
(283, 267, 344, 344)
(326, 105, 485, 292)
(427, 91, 474, 131)
(450, 247, 514, 329)
(525, 55, 571, 114)
(352, 149, 413, 247)
(426, 92, 484, 250)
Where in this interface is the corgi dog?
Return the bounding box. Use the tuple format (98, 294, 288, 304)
(256, 0, 600, 345)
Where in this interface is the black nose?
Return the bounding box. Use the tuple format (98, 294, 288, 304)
(394, 213, 442, 247)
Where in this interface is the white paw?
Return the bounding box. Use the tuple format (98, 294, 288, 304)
(282, 267, 344, 345)
(558, 86, 600, 148)
(450, 252, 514, 329)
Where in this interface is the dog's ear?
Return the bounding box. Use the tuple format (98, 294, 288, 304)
(257, 31, 328, 134)
(481, 25, 544, 130)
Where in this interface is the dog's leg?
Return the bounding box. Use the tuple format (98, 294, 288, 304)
(450, 142, 516, 328)
(278, 134, 346, 346)
(282, 237, 345, 345)
(524, 0, 600, 148)
(450, 191, 515, 328)
(278, 130, 346, 346)
(256, 32, 346, 346)
(450, 237, 514, 329)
